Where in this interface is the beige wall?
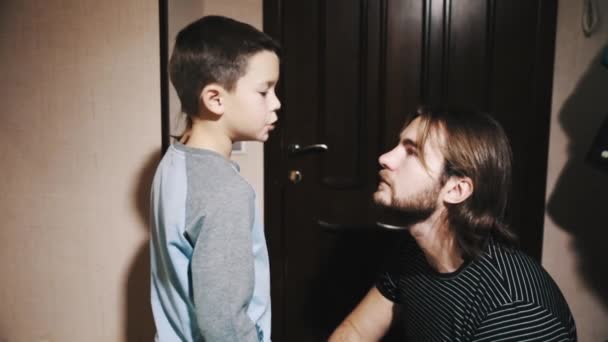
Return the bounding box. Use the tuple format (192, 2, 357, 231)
(542, 0, 608, 341)
(0, 1, 160, 341)
(0, 1, 265, 340)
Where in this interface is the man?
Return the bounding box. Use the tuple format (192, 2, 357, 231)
(330, 108, 576, 341)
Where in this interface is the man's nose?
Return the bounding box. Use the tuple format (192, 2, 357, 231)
(378, 151, 391, 170)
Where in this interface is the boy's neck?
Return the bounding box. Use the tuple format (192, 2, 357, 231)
(184, 120, 233, 158)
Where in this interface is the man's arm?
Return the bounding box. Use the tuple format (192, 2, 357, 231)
(472, 303, 576, 342)
(329, 286, 395, 342)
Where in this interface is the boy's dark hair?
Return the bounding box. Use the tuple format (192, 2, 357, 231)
(169, 15, 280, 119)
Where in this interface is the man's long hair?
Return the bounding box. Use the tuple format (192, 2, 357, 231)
(412, 107, 517, 258)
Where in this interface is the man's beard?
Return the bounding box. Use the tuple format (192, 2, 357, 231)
(374, 182, 441, 229)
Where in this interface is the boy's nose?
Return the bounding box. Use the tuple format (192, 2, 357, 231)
(270, 111, 278, 124)
(271, 93, 281, 112)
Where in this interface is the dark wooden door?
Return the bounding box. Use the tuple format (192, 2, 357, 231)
(264, 1, 557, 341)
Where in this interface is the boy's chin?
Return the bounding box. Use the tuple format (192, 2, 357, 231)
(255, 132, 271, 142)
(233, 134, 267, 143)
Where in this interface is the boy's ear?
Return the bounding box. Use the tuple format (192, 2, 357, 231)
(199, 84, 226, 115)
(443, 176, 474, 204)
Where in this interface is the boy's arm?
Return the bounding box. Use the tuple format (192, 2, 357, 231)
(329, 286, 395, 342)
(190, 188, 259, 342)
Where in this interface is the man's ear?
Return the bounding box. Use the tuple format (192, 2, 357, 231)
(443, 176, 474, 204)
(199, 84, 225, 115)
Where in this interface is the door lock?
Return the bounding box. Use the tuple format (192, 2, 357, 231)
(289, 170, 303, 184)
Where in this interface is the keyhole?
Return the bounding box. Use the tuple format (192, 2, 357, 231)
(289, 170, 302, 184)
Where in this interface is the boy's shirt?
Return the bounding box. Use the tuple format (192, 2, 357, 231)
(150, 142, 271, 342)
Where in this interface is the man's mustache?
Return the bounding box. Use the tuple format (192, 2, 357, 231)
(377, 170, 392, 187)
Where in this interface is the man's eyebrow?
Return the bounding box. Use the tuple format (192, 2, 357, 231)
(401, 138, 419, 149)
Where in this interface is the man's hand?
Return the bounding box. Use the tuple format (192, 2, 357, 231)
(329, 287, 394, 342)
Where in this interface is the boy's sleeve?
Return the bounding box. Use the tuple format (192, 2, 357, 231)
(189, 186, 259, 342)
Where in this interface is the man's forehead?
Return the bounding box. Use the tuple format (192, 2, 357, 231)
(399, 117, 423, 140)
(399, 117, 446, 149)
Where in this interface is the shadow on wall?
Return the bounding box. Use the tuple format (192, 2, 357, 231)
(125, 149, 162, 341)
(547, 46, 608, 310)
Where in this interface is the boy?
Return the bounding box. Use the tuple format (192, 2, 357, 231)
(150, 16, 281, 342)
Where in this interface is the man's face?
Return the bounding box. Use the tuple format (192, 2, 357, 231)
(374, 117, 446, 219)
(223, 50, 281, 142)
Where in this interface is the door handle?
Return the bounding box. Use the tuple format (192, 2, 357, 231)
(375, 221, 409, 230)
(288, 143, 328, 156)
(317, 219, 373, 232)
(317, 220, 409, 232)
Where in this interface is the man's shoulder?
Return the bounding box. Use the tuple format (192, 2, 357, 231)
(475, 239, 573, 322)
(487, 240, 546, 275)
(477, 240, 551, 289)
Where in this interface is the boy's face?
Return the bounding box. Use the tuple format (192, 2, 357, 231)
(223, 50, 281, 142)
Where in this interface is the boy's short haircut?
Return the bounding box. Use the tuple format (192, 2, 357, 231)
(169, 15, 281, 117)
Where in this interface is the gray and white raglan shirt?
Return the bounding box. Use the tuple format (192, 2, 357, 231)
(150, 143, 271, 342)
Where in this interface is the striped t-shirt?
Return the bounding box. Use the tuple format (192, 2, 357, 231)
(377, 235, 576, 341)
